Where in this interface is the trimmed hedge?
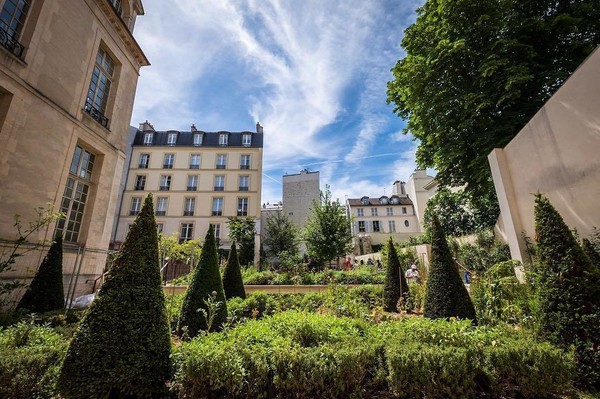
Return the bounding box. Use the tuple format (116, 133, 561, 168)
(383, 238, 403, 312)
(222, 243, 246, 300)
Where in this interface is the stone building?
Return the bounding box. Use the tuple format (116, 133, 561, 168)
(113, 122, 264, 263)
(281, 169, 320, 253)
(0, 0, 149, 301)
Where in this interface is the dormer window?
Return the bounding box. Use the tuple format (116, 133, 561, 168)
(390, 196, 400, 205)
(193, 133, 203, 146)
(361, 197, 369, 205)
(167, 132, 177, 145)
(380, 196, 389, 205)
(219, 133, 228, 146)
(242, 134, 252, 146)
(143, 133, 153, 145)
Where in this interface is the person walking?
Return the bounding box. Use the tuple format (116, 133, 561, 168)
(405, 263, 421, 284)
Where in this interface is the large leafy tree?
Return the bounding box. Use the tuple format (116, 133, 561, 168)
(227, 216, 256, 267)
(263, 210, 299, 257)
(57, 195, 171, 398)
(304, 186, 353, 267)
(387, 0, 600, 200)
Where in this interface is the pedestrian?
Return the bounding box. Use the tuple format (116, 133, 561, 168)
(345, 257, 351, 271)
(367, 258, 373, 266)
(376, 259, 382, 268)
(405, 263, 421, 284)
(464, 270, 472, 284)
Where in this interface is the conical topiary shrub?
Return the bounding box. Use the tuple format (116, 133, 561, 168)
(582, 238, 600, 270)
(424, 213, 477, 323)
(384, 238, 406, 312)
(179, 225, 228, 336)
(222, 242, 246, 300)
(534, 194, 600, 389)
(57, 195, 171, 399)
(17, 234, 64, 313)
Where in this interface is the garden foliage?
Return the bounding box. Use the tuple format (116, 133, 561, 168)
(534, 194, 600, 389)
(222, 242, 246, 300)
(57, 195, 172, 399)
(179, 225, 228, 336)
(424, 214, 477, 323)
(17, 234, 64, 313)
(383, 239, 409, 312)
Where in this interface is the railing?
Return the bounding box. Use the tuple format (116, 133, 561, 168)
(159, 186, 170, 191)
(214, 186, 224, 191)
(240, 165, 250, 170)
(186, 186, 197, 191)
(239, 186, 249, 191)
(189, 165, 199, 169)
(163, 164, 173, 169)
(155, 211, 166, 216)
(183, 211, 194, 216)
(83, 98, 109, 128)
(0, 26, 25, 59)
(134, 185, 145, 191)
(129, 210, 140, 216)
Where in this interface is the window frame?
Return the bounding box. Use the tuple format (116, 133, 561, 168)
(214, 175, 225, 191)
(212, 197, 224, 216)
(163, 153, 174, 169)
(237, 197, 249, 216)
(84, 47, 116, 128)
(139, 153, 150, 168)
(155, 196, 168, 216)
(159, 175, 171, 191)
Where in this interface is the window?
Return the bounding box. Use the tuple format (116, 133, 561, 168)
(193, 133, 203, 146)
(163, 154, 174, 169)
(189, 154, 201, 169)
(404, 220, 410, 227)
(56, 145, 96, 242)
(361, 197, 369, 205)
(219, 133, 228, 146)
(358, 221, 366, 233)
(402, 207, 407, 214)
(109, 0, 123, 16)
(134, 175, 146, 190)
(239, 175, 249, 191)
(159, 175, 171, 191)
(388, 220, 396, 232)
(214, 175, 225, 191)
(130, 197, 142, 215)
(237, 198, 248, 216)
(240, 154, 251, 169)
(183, 197, 195, 216)
(380, 197, 389, 205)
(180, 223, 194, 243)
(212, 197, 223, 216)
(210, 223, 221, 239)
(139, 153, 150, 168)
(167, 132, 177, 145)
(386, 207, 393, 216)
(0, 0, 30, 58)
(373, 221, 380, 232)
(187, 175, 198, 191)
(242, 134, 251, 146)
(357, 208, 364, 217)
(156, 197, 167, 216)
(156, 223, 164, 234)
(85, 47, 115, 128)
(216, 154, 227, 169)
(371, 208, 378, 216)
(143, 133, 153, 145)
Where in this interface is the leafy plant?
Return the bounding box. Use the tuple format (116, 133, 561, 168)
(222, 243, 246, 300)
(227, 216, 256, 267)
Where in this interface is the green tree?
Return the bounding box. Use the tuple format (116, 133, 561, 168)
(17, 234, 64, 313)
(534, 194, 600, 389)
(304, 186, 353, 268)
(424, 213, 477, 323)
(387, 0, 600, 202)
(263, 210, 299, 258)
(383, 238, 409, 312)
(57, 195, 171, 398)
(227, 216, 256, 267)
(222, 243, 246, 300)
(179, 225, 228, 336)
(582, 238, 600, 270)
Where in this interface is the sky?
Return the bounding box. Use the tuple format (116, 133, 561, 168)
(130, 0, 426, 204)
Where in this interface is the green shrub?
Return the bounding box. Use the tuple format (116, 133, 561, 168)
(179, 225, 228, 336)
(456, 229, 511, 274)
(582, 238, 600, 269)
(17, 234, 64, 313)
(57, 195, 171, 399)
(534, 194, 600, 389)
(0, 320, 68, 399)
(222, 243, 246, 300)
(424, 213, 477, 323)
(383, 238, 404, 312)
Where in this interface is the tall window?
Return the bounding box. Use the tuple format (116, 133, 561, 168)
(212, 197, 223, 216)
(386, 207, 393, 216)
(0, 0, 30, 58)
(180, 223, 194, 243)
(402, 207, 407, 214)
(183, 197, 195, 216)
(373, 220, 381, 232)
(242, 134, 251, 146)
(189, 154, 200, 169)
(239, 175, 249, 191)
(139, 153, 150, 168)
(156, 197, 168, 216)
(143, 133, 153, 145)
(357, 208, 364, 217)
(130, 197, 142, 215)
(167, 132, 177, 145)
(134, 175, 146, 190)
(159, 175, 171, 191)
(156, 223, 164, 234)
(163, 153, 174, 169)
(187, 175, 198, 191)
(109, 0, 123, 16)
(358, 221, 366, 233)
(216, 154, 227, 169)
(193, 133, 203, 146)
(371, 208, 378, 216)
(219, 133, 228, 146)
(85, 47, 115, 128)
(240, 154, 251, 169)
(210, 223, 221, 239)
(56, 145, 96, 242)
(214, 175, 225, 191)
(388, 220, 396, 232)
(237, 198, 248, 216)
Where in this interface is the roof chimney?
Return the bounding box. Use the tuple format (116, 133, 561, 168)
(139, 120, 155, 132)
(256, 122, 263, 133)
(191, 124, 197, 132)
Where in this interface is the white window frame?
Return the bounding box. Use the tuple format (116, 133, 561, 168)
(163, 153, 174, 169)
(388, 220, 396, 232)
(216, 154, 227, 169)
(139, 153, 150, 168)
(242, 134, 251, 146)
(189, 154, 201, 169)
(219, 133, 228, 146)
(130, 197, 142, 215)
(143, 133, 153, 145)
(237, 197, 249, 216)
(184, 197, 195, 216)
(156, 197, 168, 216)
(167, 132, 177, 145)
(193, 133, 203, 146)
(212, 197, 224, 216)
(187, 175, 198, 191)
(357, 208, 364, 217)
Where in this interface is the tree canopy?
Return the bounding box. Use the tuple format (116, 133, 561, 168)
(227, 216, 256, 267)
(263, 210, 300, 258)
(387, 0, 600, 199)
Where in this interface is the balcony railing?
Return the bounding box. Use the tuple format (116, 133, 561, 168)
(0, 26, 25, 59)
(163, 164, 173, 169)
(83, 98, 109, 128)
(159, 186, 170, 191)
(129, 210, 140, 216)
(134, 185, 145, 191)
(214, 186, 224, 191)
(240, 164, 250, 170)
(189, 165, 199, 169)
(138, 163, 148, 169)
(237, 211, 248, 216)
(216, 164, 226, 169)
(212, 211, 222, 216)
(239, 186, 249, 191)
(187, 186, 197, 191)
(183, 211, 194, 216)
(155, 211, 166, 216)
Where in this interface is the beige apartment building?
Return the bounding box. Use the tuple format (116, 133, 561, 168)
(114, 122, 264, 261)
(0, 0, 149, 301)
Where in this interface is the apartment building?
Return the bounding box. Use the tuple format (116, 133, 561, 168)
(114, 122, 264, 262)
(0, 0, 149, 298)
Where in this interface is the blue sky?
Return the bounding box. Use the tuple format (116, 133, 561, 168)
(130, 0, 425, 204)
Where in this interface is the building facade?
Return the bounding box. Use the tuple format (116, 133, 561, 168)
(113, 122, 264, 261)
(0, 0, 149, 299)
